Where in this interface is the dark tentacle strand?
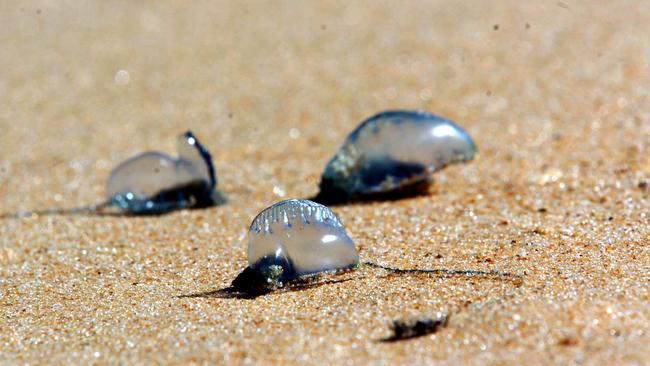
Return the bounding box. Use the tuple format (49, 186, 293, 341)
(0, 201, 113, 219)
(364, 261, 523, 284)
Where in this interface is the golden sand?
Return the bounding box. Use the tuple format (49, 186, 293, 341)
(1, 1, 649, 364)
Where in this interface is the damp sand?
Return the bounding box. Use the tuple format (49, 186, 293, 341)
(1, 1, 649, 364)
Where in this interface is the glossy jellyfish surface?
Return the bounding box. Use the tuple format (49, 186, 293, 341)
(247, 199, 359, 282)
(106, 131, 217, 214)
(319, 110, 476, 200)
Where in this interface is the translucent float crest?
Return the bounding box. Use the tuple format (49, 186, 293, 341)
(106, 131, 217, 214)
(230, 199, 358, 295)
(318, 110, 476, 201)
(247, 199, 359, 279)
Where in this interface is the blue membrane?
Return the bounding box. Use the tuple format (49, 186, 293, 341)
(247, 199, 359, 281)
(318, 110, 476, 201)
(106, 131, 218, 214)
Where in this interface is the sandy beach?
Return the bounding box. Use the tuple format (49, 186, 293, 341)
(1, 1, 649, 364)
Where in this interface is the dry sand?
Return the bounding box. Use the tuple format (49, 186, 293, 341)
(1, 1, 649, 365)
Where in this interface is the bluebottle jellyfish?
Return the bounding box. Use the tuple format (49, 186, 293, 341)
(222, 199, 519, 297)
(0, 131, 219, 218)
(231, 199, 359, 294)
(106, 131, 218, 214)
(315, 110, 476, 203)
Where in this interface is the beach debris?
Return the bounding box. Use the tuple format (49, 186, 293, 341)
(106, 131, 218, 214)
(231, 199, 359, 295)
(315, 110, 476, 203)
(382, 312, 449, 342)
